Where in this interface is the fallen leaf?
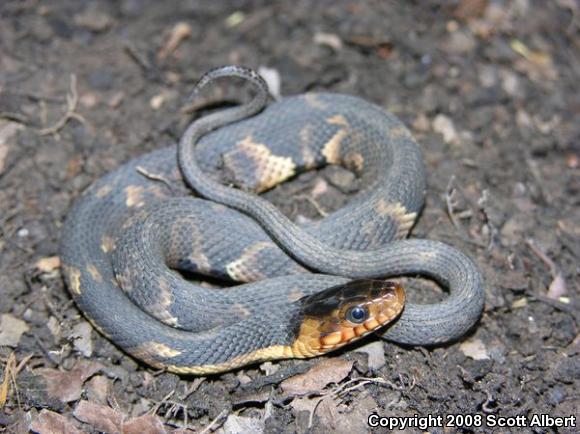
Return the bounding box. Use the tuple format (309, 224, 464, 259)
(280, 358, 354, 398)
(35, 256, 61, 273)
(459, 339, 490, 360)
(123, 414, 167, 434)
(0, 314, 29, 347)
(355, 341, 386, 371)
(547, 274, 567, 300)
(73, 400, 123, 433)
(30, 409, 83, 434)
(37, 361, 102, 403)
(290, 396, 324, 432)
(86, 375, 109, 404)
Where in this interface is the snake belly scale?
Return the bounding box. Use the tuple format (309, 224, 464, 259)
(60, 66, 484, 375)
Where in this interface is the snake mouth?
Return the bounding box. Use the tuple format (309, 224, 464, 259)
(290, 280, 405, 357)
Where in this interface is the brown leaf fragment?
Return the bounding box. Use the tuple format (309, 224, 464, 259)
(30, 409, 83, 434)
(73, 400, 123, 433)
(454, 0, 489, 20)
(37, 361, 102, 403)
(123, 414, 167, 434)
(280, 358, 354, 398)
(355, 341, 386, 371)
(85, 375, 109, 404)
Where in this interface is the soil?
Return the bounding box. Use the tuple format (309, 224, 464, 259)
(0, 1, 579, 433)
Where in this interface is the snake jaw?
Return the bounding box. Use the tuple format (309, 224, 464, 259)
(291, 280, 405, 357)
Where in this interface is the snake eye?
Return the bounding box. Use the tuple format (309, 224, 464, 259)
(346, 306, 368, 324)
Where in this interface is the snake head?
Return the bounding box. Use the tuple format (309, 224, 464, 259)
(291, 280, 405, 357)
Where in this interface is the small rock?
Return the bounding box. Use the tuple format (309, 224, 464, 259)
(444, 30, 476, 54)
(258, 66, 281, 100)
(459, 338, 490, 360)
(314, 32, 343, 51)
(433, 114, 460, 145)
(223, 415, 264, 434)
(35, 256, 61, 273)
(71, 321, 93, 357)
(412, 112, 431, 132)
(0, 314, 29, 347)
(325, 166, 357, 193)
(74, 6, 114, 32)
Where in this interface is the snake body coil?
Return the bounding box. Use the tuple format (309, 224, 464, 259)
(60, 66, 484, 374)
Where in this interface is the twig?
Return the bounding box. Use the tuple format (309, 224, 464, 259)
(136, 166, 175, 192)
(527, 293, 578, 326)
(526, 238, 568, 300)
(0, 112, 30, 124)
(123, 41, 151, 72)
(38, 74, 86, 136)
(295, 194, 328, 217)
(199, 409, 228, 434)
(445, 175, 461, 230)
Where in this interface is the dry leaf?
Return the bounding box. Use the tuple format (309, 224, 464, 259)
(547, 274, 567, 300)
(355, 341, 386, 371)
(73, 400, 123, 433)
(37, 361, 102, 403)
(280, 358, 354, 398)
(123, 414, 167, 434)
(30, 409, 83, 434)
(459, 339, 490, 360)
(0, 314, 29, 347)
(85, 375, 109, 404)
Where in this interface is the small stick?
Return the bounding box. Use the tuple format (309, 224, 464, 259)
(38, 74, 86, 136)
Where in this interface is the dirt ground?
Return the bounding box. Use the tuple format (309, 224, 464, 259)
(0, 0, 579, 433)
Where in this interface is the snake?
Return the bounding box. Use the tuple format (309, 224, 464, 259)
(59, 66, 484, 375)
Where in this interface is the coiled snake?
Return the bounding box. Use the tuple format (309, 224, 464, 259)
(60, 66, 484, 375)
